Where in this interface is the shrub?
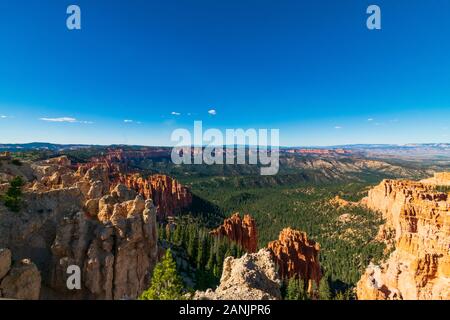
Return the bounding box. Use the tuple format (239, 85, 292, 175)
(2, 176, 24, 212)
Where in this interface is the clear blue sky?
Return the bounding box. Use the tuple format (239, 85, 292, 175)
(0, 0, 449, 146)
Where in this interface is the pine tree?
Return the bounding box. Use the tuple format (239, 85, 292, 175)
(196, 235, 207, 270)
(174, 224, 183, 245)
(319, 275, 332, 300)
(286, 277, 299, 300)
(334, 291, 346, 300)
(2, 176, 24, 212)
(160, 224, 167, 241)
(207, 239, 216, 271)
(187, 228, 198, 263)
(285, 277, 308, 300)
(139, 249, 184, 300)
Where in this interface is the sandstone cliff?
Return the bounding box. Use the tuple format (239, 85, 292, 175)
(357, 178, 450, 300)
(0, 156, 159, 299)
(194, 249, 281, 300)
(267, 228, 322, 293)
(211, 213, 258, 253)
(421, 172, 450, 186)
(26, 156, 192, 220)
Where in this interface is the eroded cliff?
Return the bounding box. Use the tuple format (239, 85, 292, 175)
(0, 156, 166, 299)
(267, 228, 322, 293)
(211, 213, 258, 253)
(357, 177, 450, 300)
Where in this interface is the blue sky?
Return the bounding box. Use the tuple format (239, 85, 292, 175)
(0, 0, 449, 146)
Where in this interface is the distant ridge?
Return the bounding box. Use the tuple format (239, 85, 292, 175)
(1, 142, 449, 158)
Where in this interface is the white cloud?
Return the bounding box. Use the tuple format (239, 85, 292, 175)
(39, 117, 93, 124)
(124, 119, 142, 124)
(208, 109, 217, 116)
(367, 118, 374, 121)
(40, 117, 77, 123)
(171, 112, 181, 116)
(0, 115, 8, 119)
(334, 126, 342, 129)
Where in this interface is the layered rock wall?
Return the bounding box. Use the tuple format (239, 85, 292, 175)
(357, 178, 450, 300)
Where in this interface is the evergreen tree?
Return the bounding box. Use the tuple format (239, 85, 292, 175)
(285, 277, 308, 300)
(139, 249, 184, 300)
(206, 239, 216, 271)
(318, 275, 332, 300)
(160, 224, 167, 241)
(187, 228, 198, 263)
(2, 176, 24, 212)
(334, 291, 346, 300)
(196, 235, 208, 270)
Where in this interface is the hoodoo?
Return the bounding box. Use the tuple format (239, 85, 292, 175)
(211, 213, 258, 253)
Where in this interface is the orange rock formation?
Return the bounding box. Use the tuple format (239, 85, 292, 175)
(30, 158, 192, 221)
(211, 213, 258, 253)
(267, 228, 322, 293)
(357, 178, 450, 300)
(421, 172, 450, 186)
(116, 174, 192, 219)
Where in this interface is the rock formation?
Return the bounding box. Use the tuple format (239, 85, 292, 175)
(194, 249, 281, 300)
(0, 248, 41, 300)
(329, 195, 359, 208)
(421, 172, 450, 186)
(267, 228, 322, 293)
(0, 156, 160, 299)
(24, 156, 192, 220)
(49, 198, 158, 299)
(211, 213, 258, 253)
(357, 178, 450, 300)
(116, 174, 192, 219)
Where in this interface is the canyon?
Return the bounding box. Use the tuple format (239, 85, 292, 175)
(357, 177, 450, 300)
(1, 149, 449, 300)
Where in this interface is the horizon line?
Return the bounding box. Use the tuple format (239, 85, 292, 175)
(1, 141, 450, 149)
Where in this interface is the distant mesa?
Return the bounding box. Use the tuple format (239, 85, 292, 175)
(285, 148, 350, 155)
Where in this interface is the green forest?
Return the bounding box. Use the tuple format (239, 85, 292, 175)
(177, 179, 387, 298)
